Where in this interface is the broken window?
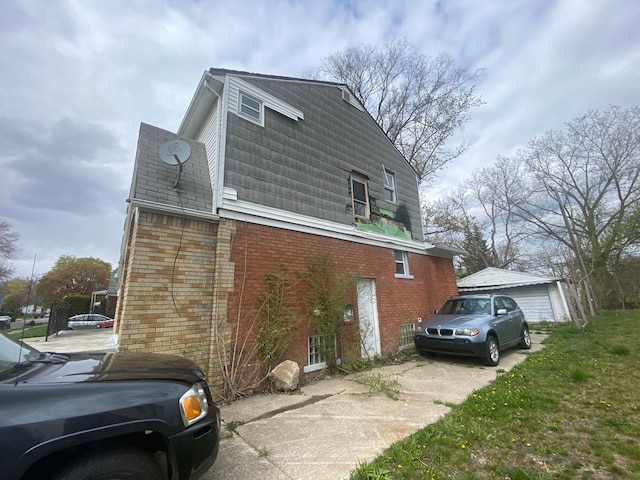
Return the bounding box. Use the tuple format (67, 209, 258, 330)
(351, 174, 369, 219)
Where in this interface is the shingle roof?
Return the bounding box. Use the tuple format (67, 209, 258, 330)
(130, 123, 213, 214)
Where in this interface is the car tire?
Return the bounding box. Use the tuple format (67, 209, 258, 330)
(483, 335, 500, 366)
(417, 349, 434, 359)
(518, 325, 532, 349)
(51, 447, 164, 480)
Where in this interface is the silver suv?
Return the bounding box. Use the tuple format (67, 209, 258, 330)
(414, 294, 531, 366)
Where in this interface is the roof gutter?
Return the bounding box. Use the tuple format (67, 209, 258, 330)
(128, 198, 220, 222)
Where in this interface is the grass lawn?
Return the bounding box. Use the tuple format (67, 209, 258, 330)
(7, 323, 49, 339)
(350, 310, 640, 479)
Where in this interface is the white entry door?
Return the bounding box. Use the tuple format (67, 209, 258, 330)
(357, 279, 381, 359)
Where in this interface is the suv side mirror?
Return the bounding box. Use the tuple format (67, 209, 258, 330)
(496, 308, 508, 315)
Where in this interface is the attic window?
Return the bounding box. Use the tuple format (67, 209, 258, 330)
(239, 92, 263, 124)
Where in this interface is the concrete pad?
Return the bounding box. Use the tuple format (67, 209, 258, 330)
(19, 329, 546, 479)
(205, 333, 547, 480)
(22, 328, 118, 353)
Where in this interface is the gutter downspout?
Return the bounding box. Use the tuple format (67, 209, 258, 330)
(203, 77, 223, 214)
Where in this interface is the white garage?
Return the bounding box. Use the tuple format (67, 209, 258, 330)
(457, 268, 572, 323)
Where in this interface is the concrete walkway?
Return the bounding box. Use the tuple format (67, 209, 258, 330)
(21, 329, 546, 480)
(204, 333, 546, 480)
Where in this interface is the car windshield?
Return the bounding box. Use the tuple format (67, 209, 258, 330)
(0, 331, 42, 374)
(439, 298, 491, 315)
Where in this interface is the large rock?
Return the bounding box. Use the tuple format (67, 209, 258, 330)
(269, 360, 300, 392)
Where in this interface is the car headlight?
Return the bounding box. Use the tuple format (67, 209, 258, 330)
(455, 327, 480, 336)
(415, 325, 425, 333)
(179, 383, 209, 427)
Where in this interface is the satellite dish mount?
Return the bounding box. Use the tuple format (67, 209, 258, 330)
(159, 140, 192, 188)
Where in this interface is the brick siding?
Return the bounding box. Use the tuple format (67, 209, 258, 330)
(117, 211, 458, 394)
(228, 222, 458, 378)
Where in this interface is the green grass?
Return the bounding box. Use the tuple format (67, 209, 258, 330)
(7, 324, 49, 339)
(350, 310, 640, 479)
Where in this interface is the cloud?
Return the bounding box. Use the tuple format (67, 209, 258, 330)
(1, 0, 639, 278)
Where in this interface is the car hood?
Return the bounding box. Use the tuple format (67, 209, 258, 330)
(17, 351, 204, 385)
(421, 314, 490, 327)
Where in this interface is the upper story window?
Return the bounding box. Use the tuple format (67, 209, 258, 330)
(383, 167, 396, 203)
(238, 92, 263, 124)
(351, 174, 370, 219)
(394, 250, 413, 279)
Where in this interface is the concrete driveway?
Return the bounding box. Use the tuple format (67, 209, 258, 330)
(23, 328, 118, 352)
(204, 333, 547, 480)
(22, 328, 546, 480)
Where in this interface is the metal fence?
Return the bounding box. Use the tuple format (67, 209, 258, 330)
(45, 301, 71, 341)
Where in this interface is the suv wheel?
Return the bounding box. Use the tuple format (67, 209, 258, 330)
(52, 447, 164, 480)
(484, 335, 500, 366)
(519, 325, 532, 349)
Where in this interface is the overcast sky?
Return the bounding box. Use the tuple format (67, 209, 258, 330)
(1, 0, 639, 279)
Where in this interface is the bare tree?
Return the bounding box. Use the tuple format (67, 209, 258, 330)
(510, 106, 640, 308)
(467, 156, 531, 270)
(0, 219, 20, 282)
(424, 156, 532, 274)
(316, 39, 484, 183)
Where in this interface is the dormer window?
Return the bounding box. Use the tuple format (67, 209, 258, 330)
(351, 174, 370, 219)
(239, 92, 263, 124)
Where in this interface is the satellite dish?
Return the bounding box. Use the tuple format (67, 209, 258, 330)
(159, 140, 191, 187)
(159, 139, 191, 166)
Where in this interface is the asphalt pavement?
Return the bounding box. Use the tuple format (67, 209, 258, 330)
(21, 328, 547, 480)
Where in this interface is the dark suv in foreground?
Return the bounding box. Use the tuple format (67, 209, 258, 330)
(414, 294, 531, 366)
(0, 331, 220, 480)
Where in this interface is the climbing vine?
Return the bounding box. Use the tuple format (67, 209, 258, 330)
(298, 252, 357, 372)
(254, 262, 298, 377)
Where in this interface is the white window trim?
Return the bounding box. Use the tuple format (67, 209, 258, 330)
(238, 91, 264, 126)
(351, 174, 370, 219)
(394, 250, 414, 279)
(382, 165, 397, 204)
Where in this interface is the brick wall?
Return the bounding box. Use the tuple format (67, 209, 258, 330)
(228, 222, 458, 376)
(116, 212, 458, 394)
(117, 211, 218, 376)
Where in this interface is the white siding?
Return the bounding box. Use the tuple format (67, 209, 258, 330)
(506, 286, 555, 323)
(196, 98, 220, 210)
(467, 285, 557, 323)
(228, 77, 304, 122)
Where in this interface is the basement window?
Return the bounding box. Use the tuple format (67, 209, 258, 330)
(399, 323, 416, 350)
(304, 335, 339, 373)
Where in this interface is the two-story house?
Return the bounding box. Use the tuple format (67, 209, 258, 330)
(115, 69, 460, 395)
